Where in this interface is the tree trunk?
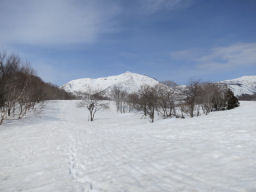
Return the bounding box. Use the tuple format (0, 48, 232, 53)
(143, 105, 147, 116)
(90, 110, 93, 121)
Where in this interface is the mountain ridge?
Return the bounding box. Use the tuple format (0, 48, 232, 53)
(220, 75, 256, 96)
(62, 71, 159, 95)
(62, 72, 256, 97)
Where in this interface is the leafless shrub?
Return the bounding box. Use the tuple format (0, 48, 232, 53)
(183, 81, 202, 117)
(154, 84, 177, 118)
(129, 85, 158, 122)
(112, 87, 128, 113)
(79, 91, 109, 121)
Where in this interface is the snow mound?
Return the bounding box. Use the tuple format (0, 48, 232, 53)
(221, 75, 256, 96)
(62, 71, 159, 95)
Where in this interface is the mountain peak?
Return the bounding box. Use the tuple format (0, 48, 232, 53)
(120, 71, 145, 77)
(62, 72, 159, 95)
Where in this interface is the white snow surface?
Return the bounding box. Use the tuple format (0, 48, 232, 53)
(221, 75, 256, 96)
(1, 101, 256, 192)
(62, 72, 159, 95)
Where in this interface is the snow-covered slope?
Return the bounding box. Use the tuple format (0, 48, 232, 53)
(62, 71, 159, 95)
(221, 76, 256, 96)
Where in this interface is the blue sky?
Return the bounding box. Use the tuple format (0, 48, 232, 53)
(0, 0, 256, 85)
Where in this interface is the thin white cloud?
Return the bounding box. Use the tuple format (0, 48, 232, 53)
(171, 42, 256, 72)
(197, 43, 256, 70)
(139, 0, 193, 14)
(0, 0, 193, 46)
(0, 0, 120, 45)
(170, 48, 206, 60)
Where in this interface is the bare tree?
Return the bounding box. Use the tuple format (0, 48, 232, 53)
(112, 87, 128, 113)
(79, 92, 109, 121)
(127, 93, 141, 112)
(138, 85, 158, 122)
(154, 84, 168, 118)
(154, 84, 177, 118)
(112, 86, 121, 112)
(184, 81, 202, 117)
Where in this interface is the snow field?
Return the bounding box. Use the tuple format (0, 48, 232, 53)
(0, 100, 256, 192)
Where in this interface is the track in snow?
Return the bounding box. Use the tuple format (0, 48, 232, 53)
(1, 100, 256, 192)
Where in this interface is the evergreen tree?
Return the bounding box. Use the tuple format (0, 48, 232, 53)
(225, 89, 239, 110)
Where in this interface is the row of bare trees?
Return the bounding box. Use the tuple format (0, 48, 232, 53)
(111, 85, 177, 122)
(0, 53, 36, 124)
(184, 82, 239, 116)
(112, 82, 239, 122)
(0, 53, 74, 125)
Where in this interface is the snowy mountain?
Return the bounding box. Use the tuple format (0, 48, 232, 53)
(221, 76, 256, 96)
(63, 73, 256, 97)
(175, 76, 256, 97)
(62, 71, 159, 95)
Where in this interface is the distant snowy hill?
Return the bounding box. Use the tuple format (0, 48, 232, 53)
(62, 72, 159, 96)
(174, 76, 256, 97)
(62, 73, 256, 97)
(221, 76, 256, 96)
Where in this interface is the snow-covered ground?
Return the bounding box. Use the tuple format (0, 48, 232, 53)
(0, 101, 256, 192)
